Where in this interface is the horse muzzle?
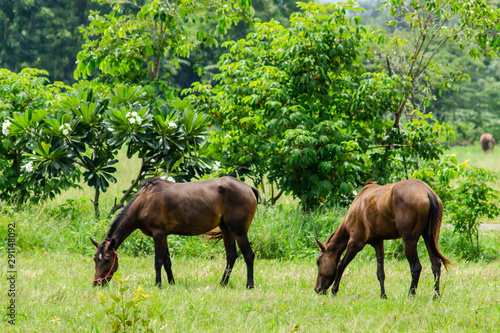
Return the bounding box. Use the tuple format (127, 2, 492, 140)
(314, 286, 327, 295)
(93, 277, 111, 287)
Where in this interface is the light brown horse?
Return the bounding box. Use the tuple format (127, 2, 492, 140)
(314, 179, 450, 298)
(480, 133, 495, 152)
(90, 176, 259, 288)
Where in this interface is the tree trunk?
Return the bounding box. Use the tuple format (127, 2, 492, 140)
(93, 187, 100, 219)
(259, 174, 266, 205)
(107, 162, 146, 218)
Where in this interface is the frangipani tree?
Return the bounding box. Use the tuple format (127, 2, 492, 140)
(0, 68, 77, 204)
(3, 81, 211, 218)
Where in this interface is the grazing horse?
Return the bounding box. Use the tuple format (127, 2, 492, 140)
(480, 133, 495, 152)
(90, 176, 259, 288)
(314, 179, 450, 298)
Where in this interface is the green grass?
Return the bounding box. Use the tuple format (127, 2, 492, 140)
(1, 143, 500, 331)
(450, 144, 500, 182)
(1, 197, 500, 331)
(446, 144, 500, 224)
(2, 251, 500, 332)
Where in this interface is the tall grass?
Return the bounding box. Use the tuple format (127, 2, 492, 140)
(1, 198, 498, 262)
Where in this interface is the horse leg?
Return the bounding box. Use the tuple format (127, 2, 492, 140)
(372, 240, 387, 299)
(403, 238, 422, 296)
(153, 234, 175, 287)
(163, 237, 175, 285)
(219, 222, 238, 287)
(423, 233, 442, 299)
(235, 234, 255, 289)
(331, 241, 363, 295)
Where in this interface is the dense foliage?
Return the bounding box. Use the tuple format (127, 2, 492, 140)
(1, 0, 499, 234)
(360, 0, 500, 143)
(0, 0, 104, 83)
(188, 2, 466, 210)
(0, 68, 77, 203)
(2, 74, 212, 217)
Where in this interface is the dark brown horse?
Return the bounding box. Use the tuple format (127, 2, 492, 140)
(314, 179, 450, 298)
(480, 133, 495, 152)
(90, 176, 259, 288)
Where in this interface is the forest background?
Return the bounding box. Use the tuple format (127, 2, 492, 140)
(2, 0, 499, 143)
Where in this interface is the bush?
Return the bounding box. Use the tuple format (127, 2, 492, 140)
(413, 154, 499, 250)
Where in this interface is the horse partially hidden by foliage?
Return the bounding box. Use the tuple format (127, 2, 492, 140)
(90, 176, 259, 288)
(314, 179, 451, 298)
(480, 133, 495, 152)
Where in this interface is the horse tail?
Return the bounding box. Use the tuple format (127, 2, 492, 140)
(251, 187, 260, 203)
(204, 228, 223, 246)
(426, 192, 451, 269)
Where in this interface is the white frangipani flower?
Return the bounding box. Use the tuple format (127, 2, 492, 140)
(126, 112, 143, 125)
(2, 120, 11, 135)
(212, 161, 221, 173)
(59, 123, 71, 136)
(167, 121, 177, 129)
(160, 175, 176, 182)
(24, 161, 34, 173)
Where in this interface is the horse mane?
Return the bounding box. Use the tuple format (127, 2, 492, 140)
(105, 180, 159, 240)
(326, 225, 340, 244)
(141, 177, 162, 191)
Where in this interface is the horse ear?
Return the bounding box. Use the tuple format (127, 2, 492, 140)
(108, 238, 116, 250)
(90, 237, 99, 248)
(315, 237, 326, 252)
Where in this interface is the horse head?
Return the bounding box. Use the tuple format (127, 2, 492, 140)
(314, 237, 338, 295)
(90, 237, 119, 286)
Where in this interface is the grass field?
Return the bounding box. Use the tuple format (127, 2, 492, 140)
(2, 251, 499, 332)
(450, 143, 500, 196)
(1, 143, 500, 331)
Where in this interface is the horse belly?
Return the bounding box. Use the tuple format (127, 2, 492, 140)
(373, 217, 400, 239)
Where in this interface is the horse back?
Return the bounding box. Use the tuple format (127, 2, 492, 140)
(344, 182, 400, 240)
(345, 179, 441, 241)
(135, 177, 257, 236)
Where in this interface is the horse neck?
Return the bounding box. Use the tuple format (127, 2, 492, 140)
(328, 220, 349, 249)
(105, 211, 139, 249)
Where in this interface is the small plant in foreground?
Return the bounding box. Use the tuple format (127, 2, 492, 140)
(98, 274, 158, 332)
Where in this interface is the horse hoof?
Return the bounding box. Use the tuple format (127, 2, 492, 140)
(246, 283, 255, 289)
